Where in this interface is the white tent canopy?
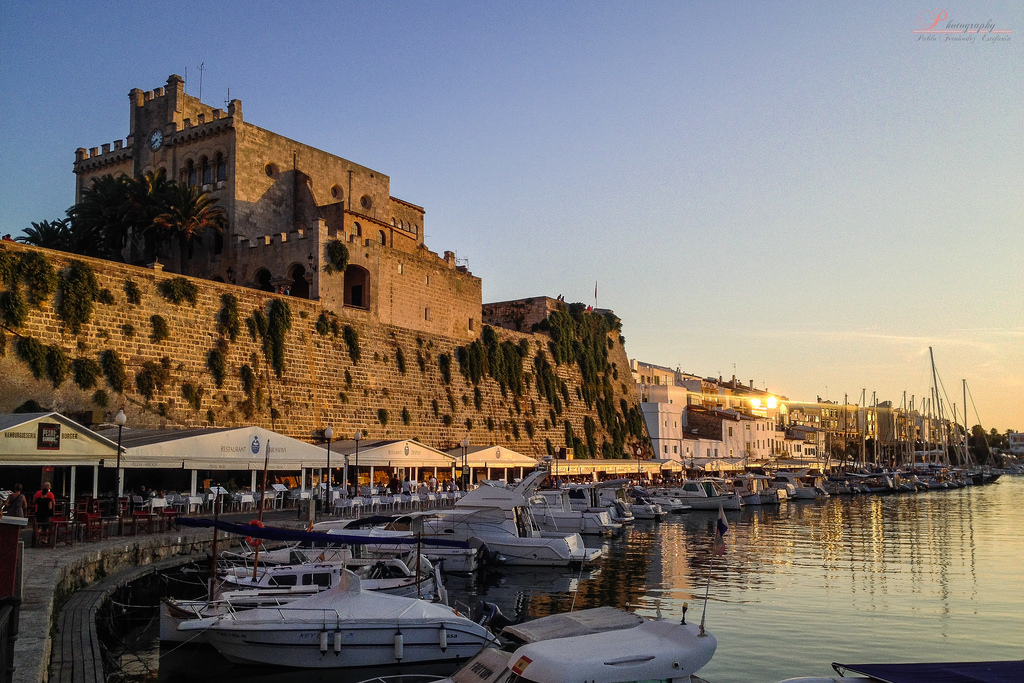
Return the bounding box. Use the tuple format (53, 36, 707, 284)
(325, 440, 456, 468)
(97, 425, 330, 470)
(0, 412, 118, 466)
(445, 445, 539, 469)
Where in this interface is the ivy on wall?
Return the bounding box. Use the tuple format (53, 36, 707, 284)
(343, 325, 360, 364)
(150, 315, 170, 343)
(218, 293, 240, 341)
(158, 277, 199, 306)
(99, 349, 126, 393)
(322, 240, 350, 275)
(57, 261, 99, 334)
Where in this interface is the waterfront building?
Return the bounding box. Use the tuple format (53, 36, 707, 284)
(73, 74, 481, 339)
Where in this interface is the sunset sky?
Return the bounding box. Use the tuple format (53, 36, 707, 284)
(1, 2, 1021, 430)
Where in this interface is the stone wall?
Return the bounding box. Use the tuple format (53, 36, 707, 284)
(0, 243, 649, 459)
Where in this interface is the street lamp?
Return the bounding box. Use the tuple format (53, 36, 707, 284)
(461, 437, 470, 489)
(353, 430, 362, 496)
(115, 408, 127, 503)
(324, 425, 334, 515)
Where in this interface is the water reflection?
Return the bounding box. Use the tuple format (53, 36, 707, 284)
(145, 478, 1024, 683)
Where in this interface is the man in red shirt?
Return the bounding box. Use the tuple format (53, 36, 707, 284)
(32, 482, 56, 542)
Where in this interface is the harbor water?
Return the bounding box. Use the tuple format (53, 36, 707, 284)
(147, 476, 1024, 683)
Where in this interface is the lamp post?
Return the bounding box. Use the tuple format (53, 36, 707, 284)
(115, 408, 127, 503)
(353, 430, 362, 497)
(461, 437, 470, 489)
(324, 425, 334, 515)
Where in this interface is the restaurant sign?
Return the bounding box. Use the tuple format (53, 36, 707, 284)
(37, 422, 61, 450)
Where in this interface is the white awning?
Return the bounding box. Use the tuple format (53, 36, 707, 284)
(327, 440, 456, 468)
(96, 425, 329, 470)
(0, 412, 118, 466)
(446, 445, 540, 468)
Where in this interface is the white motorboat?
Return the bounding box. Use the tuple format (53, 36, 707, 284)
(177, 570, 494, 669)
(650, 479, 743, 510)
(565, 480, 636, 523)
(317, 476, 601, 568)
(729, 474, 781, 505)
(528, 488, 622, 535)
(355, 605, 718, 683)
(161, 554, 445, 642)
(311, 517, 485, 574)
(416, 479, 602, 567)
(773, 470, 829, 500)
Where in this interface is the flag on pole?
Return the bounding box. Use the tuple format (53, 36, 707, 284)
(594, 280, 598, 302)
(716, 505, 729, 539)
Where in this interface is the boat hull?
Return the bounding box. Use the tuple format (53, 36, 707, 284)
(200, 619, 489, 668)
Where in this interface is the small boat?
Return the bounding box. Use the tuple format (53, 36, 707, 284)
(649, 479, 742, 510)
(178, 570, 494, 669)
(775, 659, 1024, 683)
(773, 470, 829, 500)
(528, 488, 622, 535)
(355, 604, 717, 683)
(161, 554, 445, 642)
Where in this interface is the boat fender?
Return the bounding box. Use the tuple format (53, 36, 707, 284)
(334, 631, 342, 654)
(246, 519, 264, 547)
(394, 629, 404, 661)
(319, 631, 328, 653)
(439, 625, 447, 651)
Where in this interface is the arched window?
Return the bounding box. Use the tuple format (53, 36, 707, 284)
(201, 156, 212, 185)
(377, 230, 387, 246)
(353, 222, 362, 237)
(215, 153, 226, 182)
(186, 160, 197, 186)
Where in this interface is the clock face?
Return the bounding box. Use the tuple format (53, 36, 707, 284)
(150, 130, 163, 150)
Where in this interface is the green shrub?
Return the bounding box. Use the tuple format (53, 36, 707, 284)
(395, 347, 406, 374)
(121, 323, 135, 338)
(208, 347, 227, 388)
(378, 408, 389, 426)
(15, 336, 46, 380)
(402, 407, 411, 426)
(0, 286, 28, 327)
(343, 325, 360, 363)
(265, 299, 292, 377)
(57, 261, 99, 334)
(438, 353, 452, 384)
(124, 279, 142, 305)
(72, 357, 102, 389)
(150, 315, 170, 343)
(158, 277, 199, 306)
(442, 414, 452, 426)
(20, 251, 58, 308)
(322, 240, 349, 275)
(181, 382, 204, 411)
(45, 344, 69, 387)
(96, 288, 115, 305)
(218, 293, 240, 341)
(239, 364, 257, 396)
(136, 359, 171, 400)
(93, 389, 109, 408)
(315, 312, 331, 337)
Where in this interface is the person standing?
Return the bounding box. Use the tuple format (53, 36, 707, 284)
(33, 481, 56, 542)
(2, 483, 27, 517)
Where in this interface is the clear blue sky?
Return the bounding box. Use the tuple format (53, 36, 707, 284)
(1, 1, 1021, 431)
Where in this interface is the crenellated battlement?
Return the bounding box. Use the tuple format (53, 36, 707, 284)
(74, 138, 132, 173)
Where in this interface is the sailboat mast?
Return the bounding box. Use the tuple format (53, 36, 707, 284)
(963, 379, 971, 466)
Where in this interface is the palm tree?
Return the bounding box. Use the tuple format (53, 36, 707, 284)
(67, 174, 134, 260)
(17, 219, 72, 251)
(151, 181, 227, 268)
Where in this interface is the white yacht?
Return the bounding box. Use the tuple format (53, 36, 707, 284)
(650, 479, 743, 510)
(178, 570, 494, 669)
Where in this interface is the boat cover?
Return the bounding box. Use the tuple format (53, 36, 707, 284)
(835, 660, 1024, 683)
(175, 517, 469, 547)
(222, 570, 473, 625)
(502, 606, 644, 643)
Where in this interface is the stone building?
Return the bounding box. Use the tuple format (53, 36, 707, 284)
(73, 74, 481, 340)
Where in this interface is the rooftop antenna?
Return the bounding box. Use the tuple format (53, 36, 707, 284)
(198, 62, 205, 101)
(224, 87, 231, 108)
(184, 66, 188, 94)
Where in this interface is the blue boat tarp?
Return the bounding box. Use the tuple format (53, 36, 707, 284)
(835, 660, 1024, 683)
(174, 517, 470, 548)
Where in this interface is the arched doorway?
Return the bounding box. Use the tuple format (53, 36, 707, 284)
(254, 269, 274, 292)
(344, 265, 370, 309)
(288, 264, 310, 299)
